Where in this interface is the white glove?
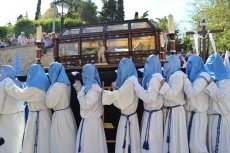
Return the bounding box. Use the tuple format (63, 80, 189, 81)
(181, 72, 188, 79)
(111, 81, 117, 90)
(128, 76, 138, 86)
(226, 50, 230, 57)
(91, 84, 102, 92)
(199, 72, 211, 82)
(80, 86, 85, 92)
(73, 80, 82, 93)
(152, 73, 165, 81)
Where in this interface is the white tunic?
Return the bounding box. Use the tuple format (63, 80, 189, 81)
(0, 80, 25, 153)
(76, 84, 108, 153)
(5, 79, 52, 153)
(135, 76, 163, 153)
(159, 71, 189, 153)
(204, 80, 230, 153)
(103, 79, 141, 153)
(184, 77, 209, 153)
(46, 82, 77, 153)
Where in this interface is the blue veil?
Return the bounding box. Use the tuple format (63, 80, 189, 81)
(0, 65, 16, 81)
(142, 54, 162, 89)
(48, 62, 70, 85)
(204, 54, 228, 81)
(82, 63, 101, 93)
(186, 55, 206, 82)
(163, 55, 181, 82)
(26, 64, 50, 92)
(115, 58, 138, 88)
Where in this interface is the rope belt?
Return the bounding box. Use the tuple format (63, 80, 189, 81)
(78, 119, 85, 152)
(121, 112, 136, 153)
(164, 105, 181, 153)
(142, 108, 162, 150)
(54, 106, 70, 112)
(1, 110, 24, 115)
(30, 110, 43, 153)
(210, 113, 222, 153)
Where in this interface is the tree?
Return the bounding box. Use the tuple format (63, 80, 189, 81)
(17, 15, 24, 21)
(0, 27, 8, 39)
(116, 0, 124, 21)
(40, 6, 55, 20)
(64, 0, 81, 20)
(140, 11, 149, 19)
(132, 11, 149, 19)
(99, 0, 117, 22)
(35, 0, 41, 20)
(14, 19, 35, 37)
(7, 22, 12, 26)
(78, 0, 98, 24)
(189, 0, 230, 52)
(155, 17, 168, 30)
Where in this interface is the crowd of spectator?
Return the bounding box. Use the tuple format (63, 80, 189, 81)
(0, 31, 57, 49)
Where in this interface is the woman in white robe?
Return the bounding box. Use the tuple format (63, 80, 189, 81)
(202, 53, 230, 153)
(0, 65, 25, 153)
(46, 62, 77, 153)
(183, 55, 209, 153)
(73, 63, 108, 153)
(160, 55, 189, 153)
(102, 58, 141, 153)
(132, 55, 164, 153)
(4, 64, 52, 153)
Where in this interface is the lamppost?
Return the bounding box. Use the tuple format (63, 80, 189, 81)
(54, 0, 71, 32)
(52, 0, 56, 32)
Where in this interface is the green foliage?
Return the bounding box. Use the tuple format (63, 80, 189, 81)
(0, 27, 8, 38)
(140, 11, 149, 19)
(155, 17, 168, 30)
(34, 19, 54, 33)
(41, 7, 56, 20)
(176, 34, 192, 54)
(67, 6, 81, 20)
(35, 0, 41, 20)
(78, 0, 98, 24)
(132, 11, 149, 20)
(14, 19, 36, 37)
(17, 15, 24, 21)
(62, 18, 84, 28)
(189, 0, 230, 53)
(99, 0, 117, 22)
(34, 18, 84, 33)
(117, 0, 124, 21)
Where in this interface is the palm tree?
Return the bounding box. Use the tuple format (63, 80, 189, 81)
(133, 11, 149, 19)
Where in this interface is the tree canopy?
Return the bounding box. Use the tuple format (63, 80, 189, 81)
(188, 0, 230, 52)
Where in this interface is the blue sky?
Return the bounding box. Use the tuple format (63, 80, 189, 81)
(0, 0, 192, 31)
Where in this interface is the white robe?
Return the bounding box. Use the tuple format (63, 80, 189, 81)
(46, 82, 77, 153)
(0, 80, 25, 153)
(5, 79, 52, 153)
(159, 71, 189, 153)
(135, 76, 163, 153)
(103, 79, 141, 153)
(184, 77, 209, 153)
(76, 84, 108, 153)
(204, 80, 230, 153)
